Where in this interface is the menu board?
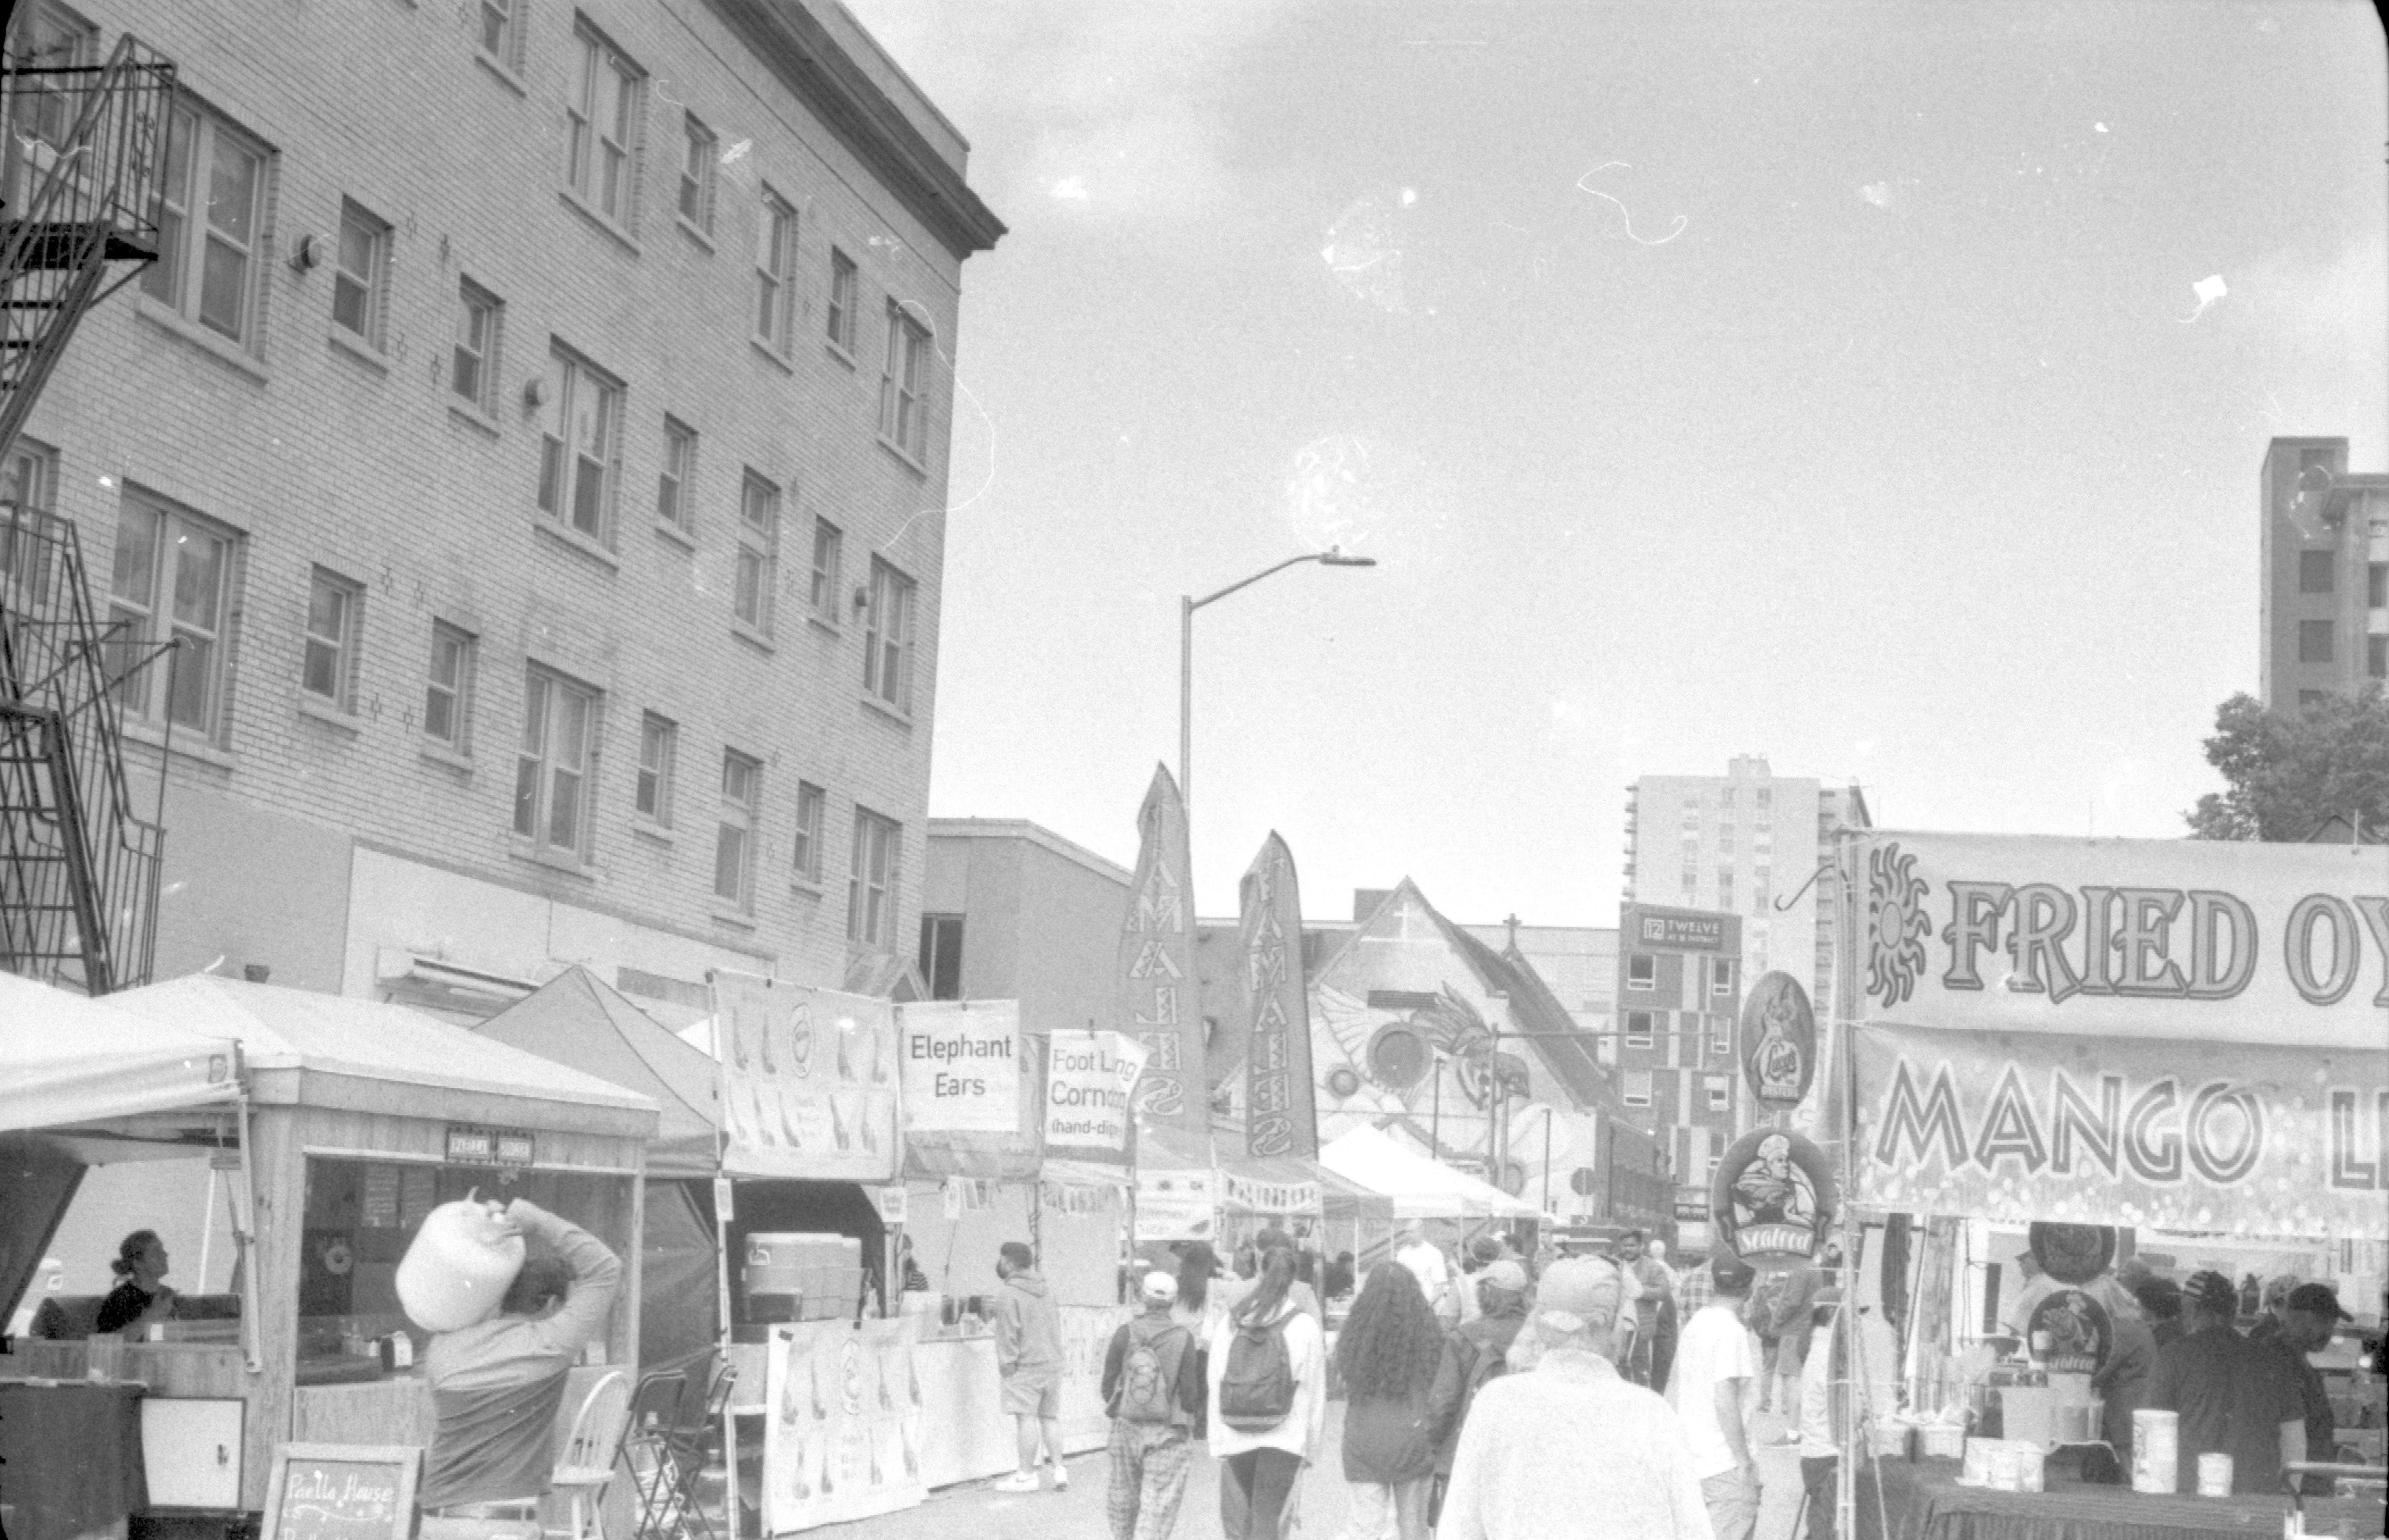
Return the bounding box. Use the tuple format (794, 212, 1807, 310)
(259, 1444, 418, 1540)
(360, 1167, 400, 1229)
(762, 1318, 926, 1532)
(399, 1168, 436, 1229)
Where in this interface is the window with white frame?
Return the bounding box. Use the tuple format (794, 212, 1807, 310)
(302, 567, 363, 709)
(108, 494, 239, 741)
(735, 472, 779, 632)
(715, 750, 761, 908)
(537, 343, 623, 543)
(478, 0, 523, 73)
(564, 22, 643, 230)
(635, 711, 676, 826)
(1705, 1076, 1730, 1112)
(331, 199, 390, 349)
(1622, 1070, 1653, 1108)
(793, 781, 825, 883)
(862, 557, 914, 711)
(1711, 957, 1734, 997)
(809, 516, 842, 620)
(754, 190, 795, 352)
(678, 112, 716, 233)
(452, 279, 502, 416)
(140, 98, 270, 349)
(826, 249, 857, 352)
(424, 622, 475, 752)
(1625, 1010, 1655, 1048)
(1626, 954, 1655, 990)
(515, 667, 599, 859)
(878, 302, 930, 460)
(847, 808, 899, 945)
(2, 439, 58, 594)
(8, 2, 98, 163)
(657, 417, 695, 532)
(1712, 1019, 1730, 1056)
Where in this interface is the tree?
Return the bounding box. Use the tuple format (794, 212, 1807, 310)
(2183, 687, 2389, 842)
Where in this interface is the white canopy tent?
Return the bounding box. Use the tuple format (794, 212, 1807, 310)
(1321, 1124, 1542, 1220)
(0, 971, 243, 1132)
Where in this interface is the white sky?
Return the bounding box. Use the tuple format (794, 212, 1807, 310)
(844, 0, 2389, 925)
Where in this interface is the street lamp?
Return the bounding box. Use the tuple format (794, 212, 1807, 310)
(1178, 547, 1376, 810)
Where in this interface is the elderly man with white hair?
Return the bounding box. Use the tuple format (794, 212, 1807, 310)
(1436, 1256, 1711, 1540)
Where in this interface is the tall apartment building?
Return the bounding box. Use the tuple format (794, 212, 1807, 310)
(2258, 437, 2389, 710)
(9, 0, 1002, 1022)
(1620, 756, 1870, 1183)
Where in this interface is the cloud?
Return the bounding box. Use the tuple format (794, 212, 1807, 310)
(2232, 230, 2389, 454)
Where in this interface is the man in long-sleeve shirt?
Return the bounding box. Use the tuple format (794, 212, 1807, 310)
(419, 1199, 622, 1515)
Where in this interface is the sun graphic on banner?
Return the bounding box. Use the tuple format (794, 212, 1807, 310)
(1866, 842, 1932, 1008)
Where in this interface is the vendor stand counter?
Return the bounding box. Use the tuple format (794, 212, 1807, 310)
(1875, 1455, 2379, 1540)
(0, 1379, 147, 1540)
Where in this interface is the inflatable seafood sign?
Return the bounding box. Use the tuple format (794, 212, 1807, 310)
(1848, 832, 2387, 1234)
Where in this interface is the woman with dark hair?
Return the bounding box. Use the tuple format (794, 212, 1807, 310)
(1173, 1241, 1224, 1433)
(1334, 1262, 1445, 1539)
(1207, 1248, 1327, 1539)
(94, 1230, 176, 1336)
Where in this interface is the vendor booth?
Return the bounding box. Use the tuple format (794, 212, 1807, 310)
(1321, 1123, 1544, 1222)
(0, 971, 656, 1534)
(1820, 833, 2387, 1540)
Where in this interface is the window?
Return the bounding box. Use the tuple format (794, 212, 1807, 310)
(2299, 549, 2336, 594)
(2369, 562, 2387, 608)
(862, 558, 914, 711)
(879, 302, 930, 460)
(677, 114, 716, 233)
(809, 516, 843, 620)
(657, 418, 695, 532)
(2, 439, 58, 596)
(302, 568, 362, 709)
(1753, 867, 1770, 913)
(515, 668, 598, 859)
(2298, 619, 2334, 663)
(1718, 826, 1735, 854)
(735, 473, 779, 632)
(1705, 1077, 1730, 1112)
(1622, 1070, 1653, 1108)
(108, 495, 238, 740)
(847, 809, 900, 946)
(826, 249, 857, 352)
(8, 3, 97, 158)
(2370, 636, 2387, 680)
(1626, 954, 1655, 990)
(1712, 1022, 1730, 1056)
(424, 623, 475, 751)
(1625, 1010, 1655, 1048)
(1711, 957, 1735, 997)
(537, 344, 622, 542)
(478, 0, 522, 71)
(1755, 786, 1771, 808)
(140, 100, 270, 348)
(331, 199, 390, 349)
(452, 281, 502, 416)
(793, 781, 825, 884)
(754, 191, 795, 352)
(1680, 866, 1697, 896)
(635, 712, 676, 825)
(565, 23, 643, 229)
(715, 751, 760, 909)
(1718, 868, 1734, 909)
(919, 914, 964, 1000)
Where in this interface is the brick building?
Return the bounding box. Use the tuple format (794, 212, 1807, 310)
(2258, 436, 2389, 710)
(11, 0, 1001, 1024)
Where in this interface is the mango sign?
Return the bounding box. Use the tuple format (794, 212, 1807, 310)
(897, 1002, 1019, 1133)
(1045, 1029, 1149, 1155)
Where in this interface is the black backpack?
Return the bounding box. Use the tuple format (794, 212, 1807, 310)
(1216, 1311, 1298, 1431)
(1113, 1317, 1191, 1424)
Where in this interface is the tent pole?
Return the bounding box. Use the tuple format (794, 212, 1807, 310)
(232, 1052, 262, 1376)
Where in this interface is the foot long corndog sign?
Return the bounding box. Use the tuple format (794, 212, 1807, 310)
(1848, 833, 2388, 1233)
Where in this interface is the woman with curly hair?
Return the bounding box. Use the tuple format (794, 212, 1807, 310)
(1333, 1261, 1445, 1539)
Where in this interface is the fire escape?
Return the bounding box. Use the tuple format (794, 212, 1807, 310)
(0, 31, 176, 993)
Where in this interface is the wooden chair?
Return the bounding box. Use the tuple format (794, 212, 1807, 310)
(550, 1370, 632, 1540)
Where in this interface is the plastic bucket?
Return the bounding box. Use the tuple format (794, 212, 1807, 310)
(2196, 1452, 2232, 1496)
(2131, 1409, 2178, 1494)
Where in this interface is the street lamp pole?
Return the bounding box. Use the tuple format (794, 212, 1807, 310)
(1178, 546, 1375, 811)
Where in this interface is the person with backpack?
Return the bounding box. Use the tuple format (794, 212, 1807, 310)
(1331, 1262, 1448, 1540)
(1207, 1246, 1327, 1540)
(1426, 1259, 1530, 1524)
(1103, 1270, 1204, 1539)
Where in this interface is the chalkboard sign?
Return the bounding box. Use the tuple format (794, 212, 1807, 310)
(260, 1443, 419, 1540)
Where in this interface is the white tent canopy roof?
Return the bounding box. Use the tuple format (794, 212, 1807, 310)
(0, 972, 242, 1133)
(1320, 1124, 1541, 1219)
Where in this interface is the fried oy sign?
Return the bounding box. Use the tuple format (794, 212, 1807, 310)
(896, 1001, 1019, 1133)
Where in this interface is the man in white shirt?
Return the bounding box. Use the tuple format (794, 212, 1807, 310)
(1668, 1254, 1761, 1540)
(1395, 1222, 1454, 1324)
(1794, 1288, 1843, 1540)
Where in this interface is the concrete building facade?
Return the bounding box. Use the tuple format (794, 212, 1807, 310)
(918, 817, 1131, 1035)
(11, 0, 1000, 1027)
(2258, 437, 2389, 710)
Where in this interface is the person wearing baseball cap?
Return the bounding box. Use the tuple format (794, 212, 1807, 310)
(1670, 1254, 1763, 1540)
(1436, 1257, 1709, 1539)
(1425, 1258, 1532, 1520)
(1100, 1267, 1202, 1535)
(2251, 1283, 2353, 1493)
(2145, 1269, 2304, 1495)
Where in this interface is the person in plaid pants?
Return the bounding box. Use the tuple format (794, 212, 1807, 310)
(1101, 1270, 1204, 1539)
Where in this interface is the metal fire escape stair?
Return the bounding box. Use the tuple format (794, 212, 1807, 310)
(0, 31, 176, 993)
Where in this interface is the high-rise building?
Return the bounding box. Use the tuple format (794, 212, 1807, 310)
(2259, 437, 2389, 710)
(1620, 756, 1870, 1184)
(6, 0, 1002, 1020)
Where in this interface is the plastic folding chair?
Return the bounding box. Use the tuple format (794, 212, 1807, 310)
(550, 1370, 632, 1540)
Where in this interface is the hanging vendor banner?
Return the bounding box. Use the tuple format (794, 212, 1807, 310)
(763, 1316, 926, 1534)
(1116, 765, 1205, 1135)
(1240, 832, 1321, 1159)
(713, 971, 899, 1181)
(1220, 1169, 1322, 1217)
(1854, 1019, 2389, 1233)
(1852, 832, 2385, 1051)
(895, 1000, 1019, 1133)
(1135, 1165, 1218, 1241)
(1044, 1028, 1148, 1160)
